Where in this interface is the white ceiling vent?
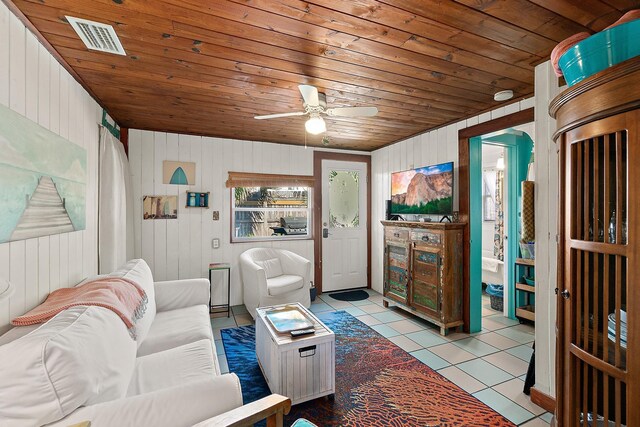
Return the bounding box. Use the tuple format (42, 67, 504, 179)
(66, 16, 126, 55)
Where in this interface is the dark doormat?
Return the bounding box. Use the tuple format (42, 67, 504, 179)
(328, 289, 369, 302)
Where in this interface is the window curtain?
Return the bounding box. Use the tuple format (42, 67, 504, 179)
(493, 170, 504, 261)
(98, 126, 134, 273)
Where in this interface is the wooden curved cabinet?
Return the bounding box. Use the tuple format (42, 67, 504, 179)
(381, 221, 464, 335)
(551, 57, 640, 427)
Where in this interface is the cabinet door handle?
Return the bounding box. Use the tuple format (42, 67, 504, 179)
(560, 290, 570, 300)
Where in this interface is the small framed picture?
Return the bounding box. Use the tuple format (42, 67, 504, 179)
(143, 196, 178, 219)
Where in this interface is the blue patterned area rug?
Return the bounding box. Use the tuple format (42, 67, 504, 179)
(220, 311, 514, 427)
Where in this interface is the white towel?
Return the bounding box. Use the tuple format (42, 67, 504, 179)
(482, 257, 502, 273)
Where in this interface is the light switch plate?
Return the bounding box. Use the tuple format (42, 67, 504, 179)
(212, 211, 219, 220)
(212, 238, 220, 249)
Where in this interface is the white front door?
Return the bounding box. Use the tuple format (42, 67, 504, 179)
(321, 160, 368, 292)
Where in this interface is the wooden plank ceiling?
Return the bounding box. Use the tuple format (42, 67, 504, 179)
(8, 0, 639, 150)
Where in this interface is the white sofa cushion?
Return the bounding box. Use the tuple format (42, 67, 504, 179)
(267, 274, 304, 296)
(127, 339, 216, 396)
(108, 259, 156, 346)
(154, 278, 210, 312)
(47, 376, 243, 427)
(0, 306, 136, 426)
(137, 305, 214, 358)
(255, 258, 283, 279)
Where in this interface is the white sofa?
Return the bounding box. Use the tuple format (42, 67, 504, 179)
(239, 248, 311, 319)
(0, 259, 290, 427)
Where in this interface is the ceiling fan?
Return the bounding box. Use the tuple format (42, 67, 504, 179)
(254, 85, 378, 135)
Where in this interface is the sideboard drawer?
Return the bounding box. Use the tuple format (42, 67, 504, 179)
(411, 230, 442, 245)
(385, 227, 409, 241)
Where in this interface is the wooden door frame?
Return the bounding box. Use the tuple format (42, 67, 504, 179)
(313, 151, 372, 294)
(458, 108, 534, 331)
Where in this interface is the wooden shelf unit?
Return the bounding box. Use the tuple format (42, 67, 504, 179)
(516, 304, 535, 322)
(550, 57, 640, 427)
(381, 221, 465, 335)
(515, 257, 535, 323)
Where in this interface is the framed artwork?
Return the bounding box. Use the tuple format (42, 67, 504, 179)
(143, 196, 178, 219)
(163, 160, 195, 185)
(0, 103, 86, 243)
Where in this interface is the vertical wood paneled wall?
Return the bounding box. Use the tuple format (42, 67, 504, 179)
(371, 98, 535, 294)
(534, 61, 564, 398)
(0, 2, 101, 335)
(127, 130, 367, 306)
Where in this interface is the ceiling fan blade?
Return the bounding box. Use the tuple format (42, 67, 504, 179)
(298, 84, 319, 107)
(325, 106, 378, 117)
(254, 111, 306, 120)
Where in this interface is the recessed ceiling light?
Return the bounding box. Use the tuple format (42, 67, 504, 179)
(494, 90, 514, 102)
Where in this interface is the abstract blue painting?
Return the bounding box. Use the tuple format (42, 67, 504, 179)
(0, 104, 86, 243)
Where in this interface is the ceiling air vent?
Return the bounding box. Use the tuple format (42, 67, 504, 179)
(66, 16, 126, 55)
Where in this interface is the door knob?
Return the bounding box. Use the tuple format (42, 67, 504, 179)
(560, 289, 570, 300)
(322, 228, 330, 238)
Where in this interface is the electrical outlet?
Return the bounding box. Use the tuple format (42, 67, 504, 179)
(212, 238, 220, 249)
(212, 211, 219, 220)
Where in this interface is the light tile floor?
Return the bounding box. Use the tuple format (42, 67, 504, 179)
(211, 290, 551, 426)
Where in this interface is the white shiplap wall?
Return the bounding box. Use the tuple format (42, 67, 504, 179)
(0, 3, 101, 335)
(371, 98, 535, 295)
(128, 130, 368, 306)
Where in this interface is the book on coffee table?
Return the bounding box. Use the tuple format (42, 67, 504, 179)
(265, 305, 314, 333)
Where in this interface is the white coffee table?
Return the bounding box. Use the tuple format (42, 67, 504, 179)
(255, 303, 335, 405)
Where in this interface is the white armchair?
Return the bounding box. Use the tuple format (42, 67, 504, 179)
(239, 248, 311, 318)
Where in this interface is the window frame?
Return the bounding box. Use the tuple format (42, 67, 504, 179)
(230, 186, 313, 243)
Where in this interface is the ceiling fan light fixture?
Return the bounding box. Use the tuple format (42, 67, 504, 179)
(494, 90, 514, 102)
(305, 115, 326, 135)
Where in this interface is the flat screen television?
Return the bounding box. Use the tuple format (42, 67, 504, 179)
(390, 161, 454, 215)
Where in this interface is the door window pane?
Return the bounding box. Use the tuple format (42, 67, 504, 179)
(328, 170, 359, 228)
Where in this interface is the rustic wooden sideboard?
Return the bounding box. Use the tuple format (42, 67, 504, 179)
(381, 220, 465, 335)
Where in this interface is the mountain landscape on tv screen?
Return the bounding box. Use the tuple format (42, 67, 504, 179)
(392, 169, 453, 214)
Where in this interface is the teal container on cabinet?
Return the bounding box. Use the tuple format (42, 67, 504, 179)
(559, 19, 640, 86)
